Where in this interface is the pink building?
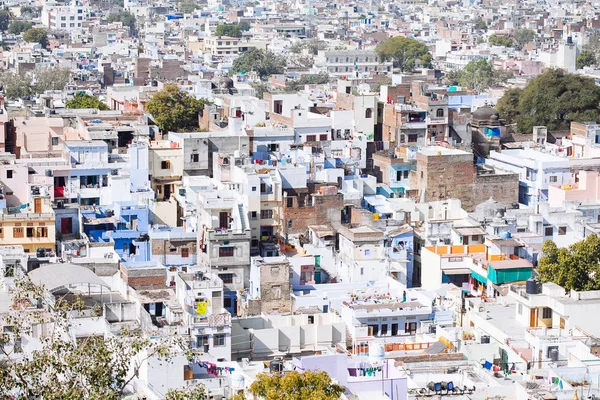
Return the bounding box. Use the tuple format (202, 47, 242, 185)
(548, 171, 600, 208)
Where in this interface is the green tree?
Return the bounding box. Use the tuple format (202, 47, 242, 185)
(0, 10, 11, 31)
(0, 278, 205, 399)
(448, 59, 513, 92)
(8, 20, 32, 35)
(0, 70, 32, 99)
(23, 27, 48, 47)
(495, 88, 522, 127)
(215, 24, 242, 38)
(473, 18, 488, 32)
(107, 11, 137, 36)
(249, 371, 345, 400)
(231, 48, 286, 78)
(513, 28, 536, 50)
(584, 31, 600, 64)
(376, 36, 432, 72)
(32, 67, 71, 94)
(538, 235, 600, 291)
(65, 92, 110, 110)
(488, 34, 513, 47)
(178, 0, 198, 13)
(577, 50, 596, 69)
(238, 21, 251, 32)
(497, 69, 600, 132)
(146, 84, 210, 132)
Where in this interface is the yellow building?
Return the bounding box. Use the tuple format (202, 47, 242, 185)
(0, 195, 56, 254)
(203, 36, 241, 56)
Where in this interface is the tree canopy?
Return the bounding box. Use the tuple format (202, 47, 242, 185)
(66, 92, 110, 110)
(146, 84, 210, 132)
(0, 67, 70, 99)
(583, 31, 600, 65)
(8, 20, 32, 35)
(248, 370, 345, 400)
(23, 27, 48, 47)
(0, 10, 11, 31)
(473, 18, 488, 32)
(513, 28, 536, 50)
(178, 0, 198, 14)
(376, 36, 432, 72)
(0, 278, 206, 399)
(495, 69, 600, 133)
(107, 11, 137, 36)
(445, 59, 513, 92)
(577, 50, 596, 69)
(488, 34, 513, 47)
(538, 235, 600, 291)
(215, 22, 250, 38)
(231, 48, 286, 78)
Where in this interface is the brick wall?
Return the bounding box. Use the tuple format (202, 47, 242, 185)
(283, 192, 344, 236)
(413, 152, 519, 211)
(120, 265, 166, 290)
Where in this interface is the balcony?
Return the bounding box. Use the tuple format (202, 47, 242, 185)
(207, 229, 251, 241)
(426, 116, 449, 125)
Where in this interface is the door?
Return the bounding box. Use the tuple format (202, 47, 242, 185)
(314, 271, 321, 284)
(219, 212, 228, 229)
(530, 308, 537, 328)
(34, 198, 42, 213)
(61, 217, 73, 234)
(391, 323, 398, 336)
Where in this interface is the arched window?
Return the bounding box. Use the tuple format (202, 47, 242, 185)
(365, 108, 373, 118)
(436, 109, 444, 118)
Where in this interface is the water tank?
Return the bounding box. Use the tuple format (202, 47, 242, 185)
(499, 231, 511, 239)
(368, 342, 385, 366)
(526, 278, 540, 295)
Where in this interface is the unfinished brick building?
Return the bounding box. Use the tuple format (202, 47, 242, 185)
(410, 146, 519, 211)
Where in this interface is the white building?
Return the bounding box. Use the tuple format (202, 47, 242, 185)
(42, 0, 88, 33)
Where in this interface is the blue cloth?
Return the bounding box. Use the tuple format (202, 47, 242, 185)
(483, 361, 493, 370)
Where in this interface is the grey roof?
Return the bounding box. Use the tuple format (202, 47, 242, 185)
(29, 263, 110, 293)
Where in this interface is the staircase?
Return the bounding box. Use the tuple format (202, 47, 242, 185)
(238, 204, 247, 231)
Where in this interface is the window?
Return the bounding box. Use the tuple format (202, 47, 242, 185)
(213, 334, 225, 346)
(250, 211, 257, 220)
(26, 228, 34, 238)
(436, 108, 444, 117)
(61, 16, 66, 20)
(364, 249, 371, 256)
(274, 100, 283, 114)
(252, 186, 257, 192)
(0, 227, 2, 238)
(403, 170, 409, 179)
(226, 41, 230, 45)
(542, 307, 552, 319)
(224, 297, 232, 308)
(558, 226, 567, 235)
(6, 170, 13, 179)
(408, 134, 418, 142)
(306, 135, 316, 142)
(219, 247, 234, 257)
(13, 228, 24, 238)
(518, 303, 523, 315)
(219, 273, 233, 284)
(36, 228, 48, 238)
(252, 239, 259, 247)
(161, 160, 170, 169)
(197, 335, 209, 347)
(261, 210, 273, 219)
(365, 108, 373, 118)
(218, 41, 223, 45)
(51, 137, 59, 146)
(545, 226, 553, 237)
(4, 264, 14, 277)
(360, 267, 364, 275)
(181, 247, 189, 258)
(268, 143, 279, 151)
(320, 134, 328, 141)
(272, 285, 281, 299)
(549, 176, 557, 183)
(190, 153, 199, 163)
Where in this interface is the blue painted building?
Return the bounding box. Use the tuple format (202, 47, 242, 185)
(385, 225, 415, 287)
(82, 202, 150, 261)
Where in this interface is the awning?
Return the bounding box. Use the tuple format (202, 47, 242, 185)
(443, 268, 472, 275)
(471, 271, 487, 284)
